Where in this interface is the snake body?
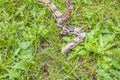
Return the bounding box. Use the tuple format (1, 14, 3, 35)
(38, 0, 85, 53)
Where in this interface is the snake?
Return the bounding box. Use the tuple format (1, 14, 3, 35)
(37, 0, 85, 53)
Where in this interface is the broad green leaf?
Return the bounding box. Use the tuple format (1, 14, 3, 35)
(19, 41, 31, 49)
(62, 36, 71, 42)
(19, 49, 33, 60)
(8, 70, 20, 79)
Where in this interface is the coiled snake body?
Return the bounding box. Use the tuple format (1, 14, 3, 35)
(38, 0, 85, 53)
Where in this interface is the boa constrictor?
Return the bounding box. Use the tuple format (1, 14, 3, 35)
(38, 0, 85, 53)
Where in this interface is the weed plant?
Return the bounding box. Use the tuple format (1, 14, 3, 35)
(0, 0, 120, 80)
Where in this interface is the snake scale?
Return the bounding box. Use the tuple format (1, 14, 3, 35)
(38, 0, 85, 53)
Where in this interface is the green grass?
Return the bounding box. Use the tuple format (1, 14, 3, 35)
(0, 0, 120, 80)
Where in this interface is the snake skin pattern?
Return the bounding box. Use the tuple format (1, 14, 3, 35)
(38, 0, 85, 53)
